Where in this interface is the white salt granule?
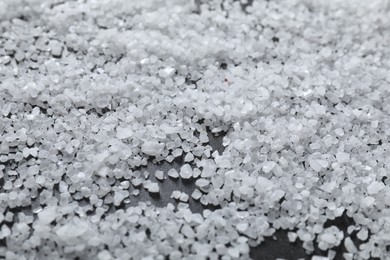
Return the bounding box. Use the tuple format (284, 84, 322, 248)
(288, 232, 298, 243)
(145, 183, 159, 193)
(37, 206, 56, 224)
(236, 223, 249, 232)
(49, 40, 63, 57)
(195, 178, 209, 187)
(180, 164, 193, 179)
(97, 250, 113, 260)
(159, 67, 175, 78)
(155, 170, 164, 180)
(262, 161, 276, 173)
(56, 221, 89, 240)
(171, 190, 181, 200)
(141, 140, 164, 156)
(256, 176, 274, 192)
(191, 189, 202, 200)
(308, 157, 328, 172)
(366, 181, 385, 195)
(184, 152, 194, 162)
(167, 168, 179, 179)
(311, 256, 329, 260)
(227, 248, 240, 258)
(335, 152, 350, 164)
(357, 228, 368, 241)
(179, 193, 189, 202)
(116, 126, 133, 139)
(344, 237, 357, 253)
(131, 178, 142, 187)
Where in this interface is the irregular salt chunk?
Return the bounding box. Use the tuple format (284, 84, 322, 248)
(344, 237, 357, 253)
(50, 40, 63, 57)
(116, 126, 133, 139)
(171, 190, 181, 200)
(141, 140, 164, 156)
(357, 228, 368, 241)
(256, 176, 274, 192)
(179, 193, 189, 202)
(335, 152, 350, 164)
(15, 51, 25, 62)
(195, 178, 210, 187)
(262, 161, 276, 173)
(38, 206, 56, 224)
(308, 158, 325, 172)
(155, 170, 164, 180)
(334, 128, 344, 136)
(367, 181, 385, 195)
(236, 223, 248, 232)
(131, 178, 142, 187)
(97, 250, 113, 260)
(320, 47, 332, 58)
(167, 168, 179, 179)
(22, 147, 30, 158)
(56, 221, 89, 239)
(145, 183, 159, 193)
(311, 256, 329, 260)
(159, 67, 175, 78)
(114, 190, 129, 206)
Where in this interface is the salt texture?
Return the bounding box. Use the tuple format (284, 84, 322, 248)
(0, 0, 390, 259)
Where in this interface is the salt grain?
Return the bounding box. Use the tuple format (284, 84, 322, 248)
(180, 164, 193, 179)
